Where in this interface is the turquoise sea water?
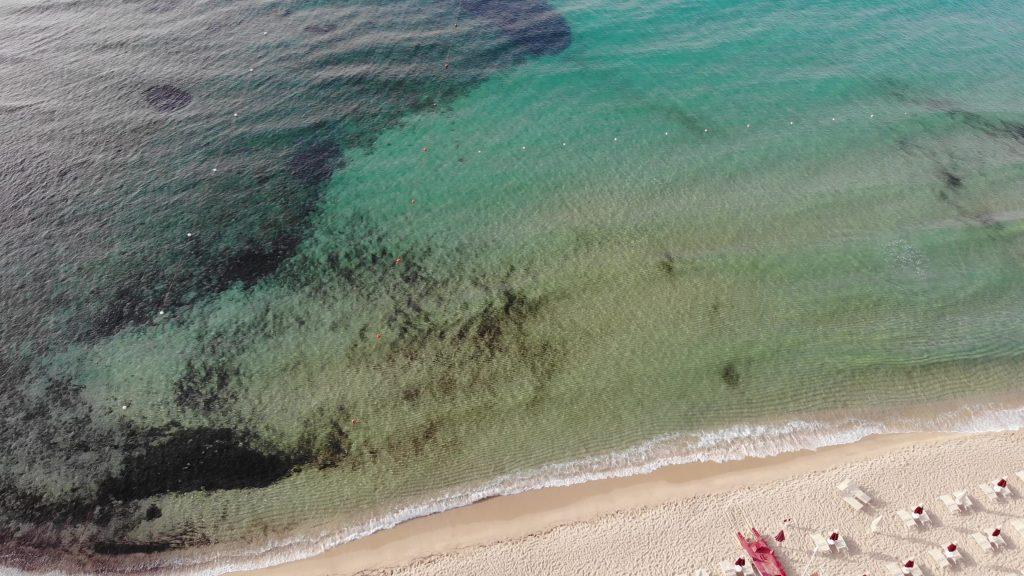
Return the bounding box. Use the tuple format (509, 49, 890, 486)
(3, 0, 1024, 573)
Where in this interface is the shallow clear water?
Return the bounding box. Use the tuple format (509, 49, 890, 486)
(3, 0, 1024, 573)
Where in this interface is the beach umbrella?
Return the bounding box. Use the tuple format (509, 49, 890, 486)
(774, 529, 785, 542)
(992, 528, 1001, 537)
(904, 560, 914, 568)
(735, 558, 746, 566)
(913, 505, 924, 515)
(998, 478, 1008, 488)
(947, 543, 957, 552)
(828, 532, 839, 542)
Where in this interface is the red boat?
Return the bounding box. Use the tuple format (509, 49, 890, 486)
(736, 528, 787, 576)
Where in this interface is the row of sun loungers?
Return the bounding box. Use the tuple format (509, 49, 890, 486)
(843, 475, 1019, 519)
(891, 478, 1016, 537)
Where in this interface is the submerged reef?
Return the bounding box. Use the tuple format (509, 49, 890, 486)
(0, 206, 567, 567)
(97, 425, 293, 501)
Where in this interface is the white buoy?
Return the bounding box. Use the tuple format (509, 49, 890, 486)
(212, 168, 218, 172)
(664, 132, 669, 136)
(121, 405, 128, 410)
(249, 67, 254, 72)
(790, 121, 794, 125)
(832, 117, 836, 121)
(562, 142, 567, 146)
(521, 146, 526, 150)
(746, 124, 750, 128)
(233, 112, 238, 117)
(613, 137, 618, 142)
(704, 128, 708, 133)
(870, 114, 875, 118)
(186, 232, 193, 238)
(158, 310, 165, 315)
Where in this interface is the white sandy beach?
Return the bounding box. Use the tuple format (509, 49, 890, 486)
(242, 430, 1024, 576)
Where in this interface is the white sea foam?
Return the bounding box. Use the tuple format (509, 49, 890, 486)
(7, 402, 1024, 576)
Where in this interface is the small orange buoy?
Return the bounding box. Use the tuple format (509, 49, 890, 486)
(375, 333, 382, 341)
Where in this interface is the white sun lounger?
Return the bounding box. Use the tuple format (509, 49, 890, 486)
(842, 495, 866, 511)
(809, 533, 831, 553)
(1016, 469, 1024, 483)
(988, 530, 1007, 548)
(896, 509, 918, 528)
(979, 482, 999, 501)
(917, 509, 933, 527)
(837, 479, 873, 505)
(695, 569, 710, 576)
(972, 532, 995, 553)
(939, 494, 961, 514)
(853, 487, 873, 504)
(953, 489, 974, 510)
(993, 479, 1016, 497)
(927, 548, 951, 571)
(1010, 518, 1024, 537)
(832, 533, 849, 554)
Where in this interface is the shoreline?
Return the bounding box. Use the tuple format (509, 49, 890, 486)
(238, 430, 962, 576)
(5, 399, 1023, 576)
